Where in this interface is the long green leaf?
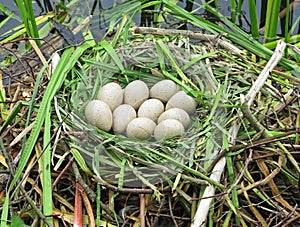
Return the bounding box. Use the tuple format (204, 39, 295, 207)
(264, 0, 281, 42)
(99, 39, 124, 71)
(14, 0, 40, 45)
(42, 104, 53, 225)
(230, 0, 236, 23)
(248, 0, 259, 38)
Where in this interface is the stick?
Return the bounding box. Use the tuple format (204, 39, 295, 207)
(243, 40, 286, 106)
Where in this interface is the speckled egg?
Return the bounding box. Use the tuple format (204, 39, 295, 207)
(97, 82, 123, 110)
(126, 117, 156, 140)
(154, 119, 184, 141)
(150, 79, 180, 102)
(158, 108, 190, 129)
(166, 91, 197, 114)
(85, 100, 112, 131)
(137, 99, 164, 122)
(124, 80, 149, 109)
(113, 104, 136, 134)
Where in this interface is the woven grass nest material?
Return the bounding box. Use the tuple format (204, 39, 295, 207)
(71, 39, 229, 188)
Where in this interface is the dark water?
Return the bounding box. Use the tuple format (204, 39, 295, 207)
(0, 0, 299, 42)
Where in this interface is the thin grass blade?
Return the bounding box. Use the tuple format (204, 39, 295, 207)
(42, 104, 53, 225)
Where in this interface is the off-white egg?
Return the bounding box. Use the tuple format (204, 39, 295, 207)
(166, 91, 197, 114)
(150, 79, 180, 102)
(97, 82, 123, 110)
(158, 108, 190, 129)
(113, 104, 136, 134)
(137, 99, 164, 122)
(126, 117, 156, 140)
(154, 119, 184, 141)
(85, 100, 112, 131)
(124, 80, 149, 109)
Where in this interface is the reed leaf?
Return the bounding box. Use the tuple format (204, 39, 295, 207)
(248, 0, 259, 38)
(230, 0, 237, 23)
(264, 0, 281, 43)
(14, 0, 40, 45)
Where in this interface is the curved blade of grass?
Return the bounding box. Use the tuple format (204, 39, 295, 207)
(0, 38, 94, 226)
(99, 39, 124, 72)
(70, 147, 93, 175)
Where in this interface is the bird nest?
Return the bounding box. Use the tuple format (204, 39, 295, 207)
(69, 38, 229, 189)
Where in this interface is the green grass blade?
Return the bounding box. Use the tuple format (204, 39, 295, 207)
(237, 0, 243, 19)
(226, 155, 240, 225)
(42, 104, 53, 225)
(24, 0, 40, 42)
(0, 101, 24, 135)
(70, 148, 93, 175)
(99, 39, 124, 71)
(264, 0, 281, 42)
(248, 0, 259, 38)
(14, 0, 40, 45)
(284, 0, 291, 45)
(0, 14, 15, 30)
(230, 0, 236, 23)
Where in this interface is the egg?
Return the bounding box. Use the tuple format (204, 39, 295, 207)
(166, 91, 197, 114)
(150, 79, 180, 102)
(124, 80, 149, 109)
(113, 104, 136, 134)
(158, 108, 190, 129)
(126, 117, 156, 140)
(154, 119, 184, 141)
(97, 82, 123, 110)
(137, 99, 164, 122)
(85, 100, 112, 131)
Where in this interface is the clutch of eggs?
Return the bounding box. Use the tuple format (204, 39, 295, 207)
(85, 79, 197, 141)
